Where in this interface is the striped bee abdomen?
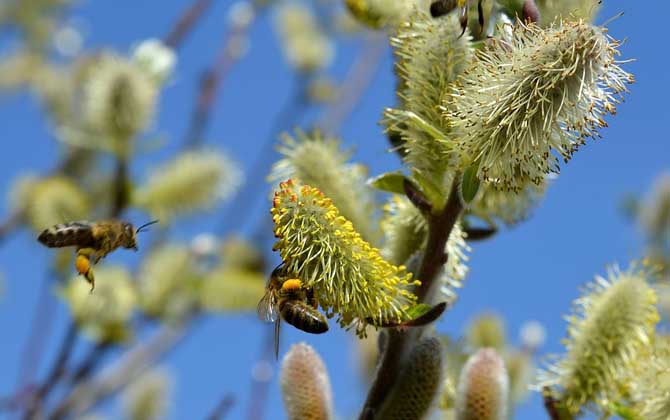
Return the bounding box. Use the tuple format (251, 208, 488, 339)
(280, 300, 329, 334)
(37, 221, 96, 248)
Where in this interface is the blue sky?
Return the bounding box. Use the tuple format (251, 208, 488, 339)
(1, 1, 669, 419)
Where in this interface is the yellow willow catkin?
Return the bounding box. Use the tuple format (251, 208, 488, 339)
(376, 337, 444, 420)
(537, 265, 660, 414)
(271, 180, 419, 336)
(280, 343, 333, 420)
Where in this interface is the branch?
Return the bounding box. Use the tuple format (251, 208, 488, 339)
(205, 393, 235, 420)
(317, 32, 387, 134)
(182, 4, 260, 148)
(164, 0, 215, 49)
(47, 325, 188, 420)
(358, 176, 463, 419)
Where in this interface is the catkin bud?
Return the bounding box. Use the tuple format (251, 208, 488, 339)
(272, 180, 419, 336)
(455, 348, 509, 420)
(132, 39, 176, 84)
(449, 20, 633, 191)
(376, 337, 444, 420)
(537, 265, 660, 415)
(134, 150, 242, 221)
(280, 343, 333, 420)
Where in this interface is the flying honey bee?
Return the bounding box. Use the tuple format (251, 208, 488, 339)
(38, 219, 158, 291)
(257, 265, 329, 359)
(430, 0, 485, 37)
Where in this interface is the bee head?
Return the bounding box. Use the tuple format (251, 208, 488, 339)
(125, 220, 159, 251)
(121, 223, 139, 250)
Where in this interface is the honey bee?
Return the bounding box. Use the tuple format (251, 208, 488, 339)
(257, 265, 329, 358)
(429, 0, 484, 37)
(38, 219, 158, 291)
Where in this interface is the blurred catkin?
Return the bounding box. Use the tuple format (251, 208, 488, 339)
(280, 343, 333, 420)
(629, 336, 670, 420)
(376, 337, 443, 420)
(466, 314, 506, 351)
(271, 130, 378, 243)
(449, 19, 632, 191)
(13, 175, 90, 232)
(137, 244, 199, 321)
(271, 180, 419, 336)
(455, 348, 509, 420)
(200, 266, 266, 312)
(274, 3, 333, 73)
(535, 0, 601, 25)
(134, 150, 242, 221)
(537, 265, 660, 415)
(122, 368, 172, 420)
(82, 53, 158, 145)
(60, 265, 137, 343)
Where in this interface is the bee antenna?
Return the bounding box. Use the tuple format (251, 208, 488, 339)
(136, 220, 159, 233)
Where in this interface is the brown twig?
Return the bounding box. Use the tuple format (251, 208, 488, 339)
(358, 177, 463, 420)
(164, 0, 215, 49)
(244, 328, 276, 420)
(182, 4, 260, 148)
(317, 32, 388, 134)
(21, 323, 78, 420)
(205, 393, 235, 420)
(47, 324, 189, 420)
(0, 210, 23, 244)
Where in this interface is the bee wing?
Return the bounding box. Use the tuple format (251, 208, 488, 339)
(257, 290, 279, 323)
(37, 221, 97, 248)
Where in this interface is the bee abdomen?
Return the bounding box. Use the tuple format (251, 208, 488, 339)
(280, 300, 329, 334)
(37, 222, 93, 248)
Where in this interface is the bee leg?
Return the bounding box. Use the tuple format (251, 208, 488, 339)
(458, 4, 468, 38)
(306, 288, 318, 310)
(274, 319, 281, 360)
(75, 252, 95, 293)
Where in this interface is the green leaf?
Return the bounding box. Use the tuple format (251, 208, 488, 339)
(406, 303, 434, 320)
(367, 172, 407, 194)
(461, 165, 481, 203)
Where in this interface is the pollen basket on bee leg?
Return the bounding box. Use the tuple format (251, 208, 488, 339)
(281, 279, 303, 291)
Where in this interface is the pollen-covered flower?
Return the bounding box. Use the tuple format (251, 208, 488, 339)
(381, 195, 469, 303)
(537, 265, 660, 414)
(465, 314, 506, 351)
(270, 130, 377, 242)
(122, 368, 172, 420)
(456, 348, 509, 420)
(275, 3, 333, 73)
(271, 180, 419, 336)
(60, 266, 137, 343)
(134, 150, 242, 221)
(83, 53, 158, 143)
(449, 20, 633, 191)
(385, 11, 472, 187)
(280, 343, 333, 420)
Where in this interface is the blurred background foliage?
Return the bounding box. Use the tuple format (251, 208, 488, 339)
(0, 0, 667, 419)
